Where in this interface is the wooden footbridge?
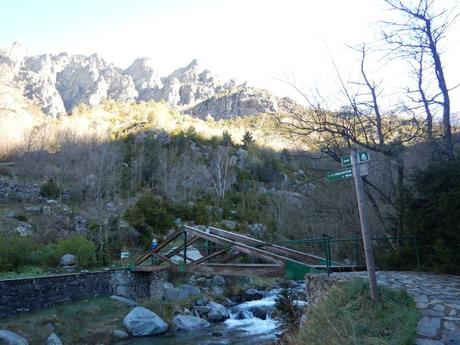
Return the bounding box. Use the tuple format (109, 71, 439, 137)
(133, 226, 364, 280)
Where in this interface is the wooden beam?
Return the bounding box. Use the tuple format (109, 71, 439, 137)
(156, 254, 175, 265)
(209, 227, 329, 265)
(135, 229, 183, 265)
(189, 247, 231, 266)
(165, 236, 200, 259)
(132, 265, 174, 273)
(186, 263, 284, 278)
(219, 252, 244, 264)
(183, 226, 285, 264)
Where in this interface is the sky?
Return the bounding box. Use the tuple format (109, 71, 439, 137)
(1, 0, 459, 112)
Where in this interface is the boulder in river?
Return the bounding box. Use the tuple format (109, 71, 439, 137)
(0, 330, 28, 345)
(248, 305, 272, 320)
(165, 287, 189, 301)
(172, 315, 210, 331)
(123, 307, 168, 336)
(165, 284, 200, 301)
(45, 333, 63, 345)
(212, 275, 226, 286)
(179, 284, 200, 296)
(243, 288, 264, 301)
(195, 296, 209, 306)
(234, 310, 253, 320)
(207, 302, 230, 322)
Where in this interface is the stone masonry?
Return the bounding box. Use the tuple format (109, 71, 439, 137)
(0, 269, 167, 319)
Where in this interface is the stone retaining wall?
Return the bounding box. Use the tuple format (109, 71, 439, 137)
(0, 269, 167, 318)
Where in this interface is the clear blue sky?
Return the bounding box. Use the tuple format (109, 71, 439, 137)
(1, 0, 459, 112)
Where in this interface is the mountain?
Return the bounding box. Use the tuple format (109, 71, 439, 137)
(0, 42, 284, 120)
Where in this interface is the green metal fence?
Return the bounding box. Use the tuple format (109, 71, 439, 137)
(271, 235, 422, 273)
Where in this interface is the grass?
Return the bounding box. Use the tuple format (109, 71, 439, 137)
(289, 279, 419, 345)
(0, 266, 45, 280)
(0, 296, 196, 345)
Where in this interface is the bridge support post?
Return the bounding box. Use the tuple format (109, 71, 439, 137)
(322, 234, 332, 275)
(183, 231, 187, 265)
(414, 237, 421, 270)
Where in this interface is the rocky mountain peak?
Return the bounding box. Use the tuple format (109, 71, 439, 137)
(0, 43, 283, 120)
(0, 41, 27, 70)
(124, 57, 163, 101)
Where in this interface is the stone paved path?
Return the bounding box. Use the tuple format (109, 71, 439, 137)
(331, 271, 460, 345)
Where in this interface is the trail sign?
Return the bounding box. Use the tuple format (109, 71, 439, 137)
(326, 163, 369, 182)
(326, 168, 353, 182)
(341, 151, 370, 167)
(341, 156, 353, 167)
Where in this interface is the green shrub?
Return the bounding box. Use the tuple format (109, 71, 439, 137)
(124, 194, 176, 248)
(274, 286, 304, 333)
(0, 235, 38, 272)
(403, 158, 460, 273)
(15, 213, 28, 222)
(37, 236, 98, 268)
(292, 280, 418, 345)
(40, 178, 60, 199)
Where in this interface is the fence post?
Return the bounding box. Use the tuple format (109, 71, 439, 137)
(322, 234, 331, 275)
(414, 237, 421, 270)
(183, 230, 187, 265)
(354, 239, 359, 266)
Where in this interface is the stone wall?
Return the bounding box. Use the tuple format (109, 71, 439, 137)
(0, 269, 167, 319)
(305, 273, 354, 307)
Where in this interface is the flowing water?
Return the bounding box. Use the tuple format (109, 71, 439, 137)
(116, 288, 289, 345)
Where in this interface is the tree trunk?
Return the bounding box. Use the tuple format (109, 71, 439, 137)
(426, 19, 453, 159)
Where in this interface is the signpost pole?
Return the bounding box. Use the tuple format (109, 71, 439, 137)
(351, 148, 378, 301)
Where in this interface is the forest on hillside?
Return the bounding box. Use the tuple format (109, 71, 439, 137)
(0, 0, 459, 276)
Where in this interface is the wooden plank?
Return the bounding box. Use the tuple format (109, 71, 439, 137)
(219, 252, 244, 264)
(135, 252, 152, 266)
(189, 247, 231, 266)
(156, 254, 175, 265)
(183, 226, 285, 264)
(165, 236, 200, 259)
(132, 265, 174, 273)
(208, 226, 328, 264)
(187, 263, 284, 278)
(135, 229, 183, 265)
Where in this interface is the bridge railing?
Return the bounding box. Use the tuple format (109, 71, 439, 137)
(268, 235, 421, 272)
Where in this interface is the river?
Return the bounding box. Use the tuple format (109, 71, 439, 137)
(116, 288, 294, 345)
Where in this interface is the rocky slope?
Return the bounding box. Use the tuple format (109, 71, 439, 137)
(0, 42, 285, 120)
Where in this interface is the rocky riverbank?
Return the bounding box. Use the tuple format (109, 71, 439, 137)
(0, 274, 307, 345)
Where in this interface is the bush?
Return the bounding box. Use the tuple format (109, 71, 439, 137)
(40, 178, 60, 199)
(291, 280, 418, 345)
(37, 236, 98, 268)
(0, 235, 98, 272)
(15, 213, 28, 222)
(274, 286, 304, 334)
(403, 158, 460, 273)
(0, 235, 38, 272)
(124, 194, 176, 248)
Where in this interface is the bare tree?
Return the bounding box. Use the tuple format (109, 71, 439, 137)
(382, 0, 459, 158)
(273, 43, 426, 239)
(207, 146, 234, 200)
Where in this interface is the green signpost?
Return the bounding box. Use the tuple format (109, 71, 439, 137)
(327, 151, 370, 183)
(326, 168, 353, 182)
(341, 151, 370, 167)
